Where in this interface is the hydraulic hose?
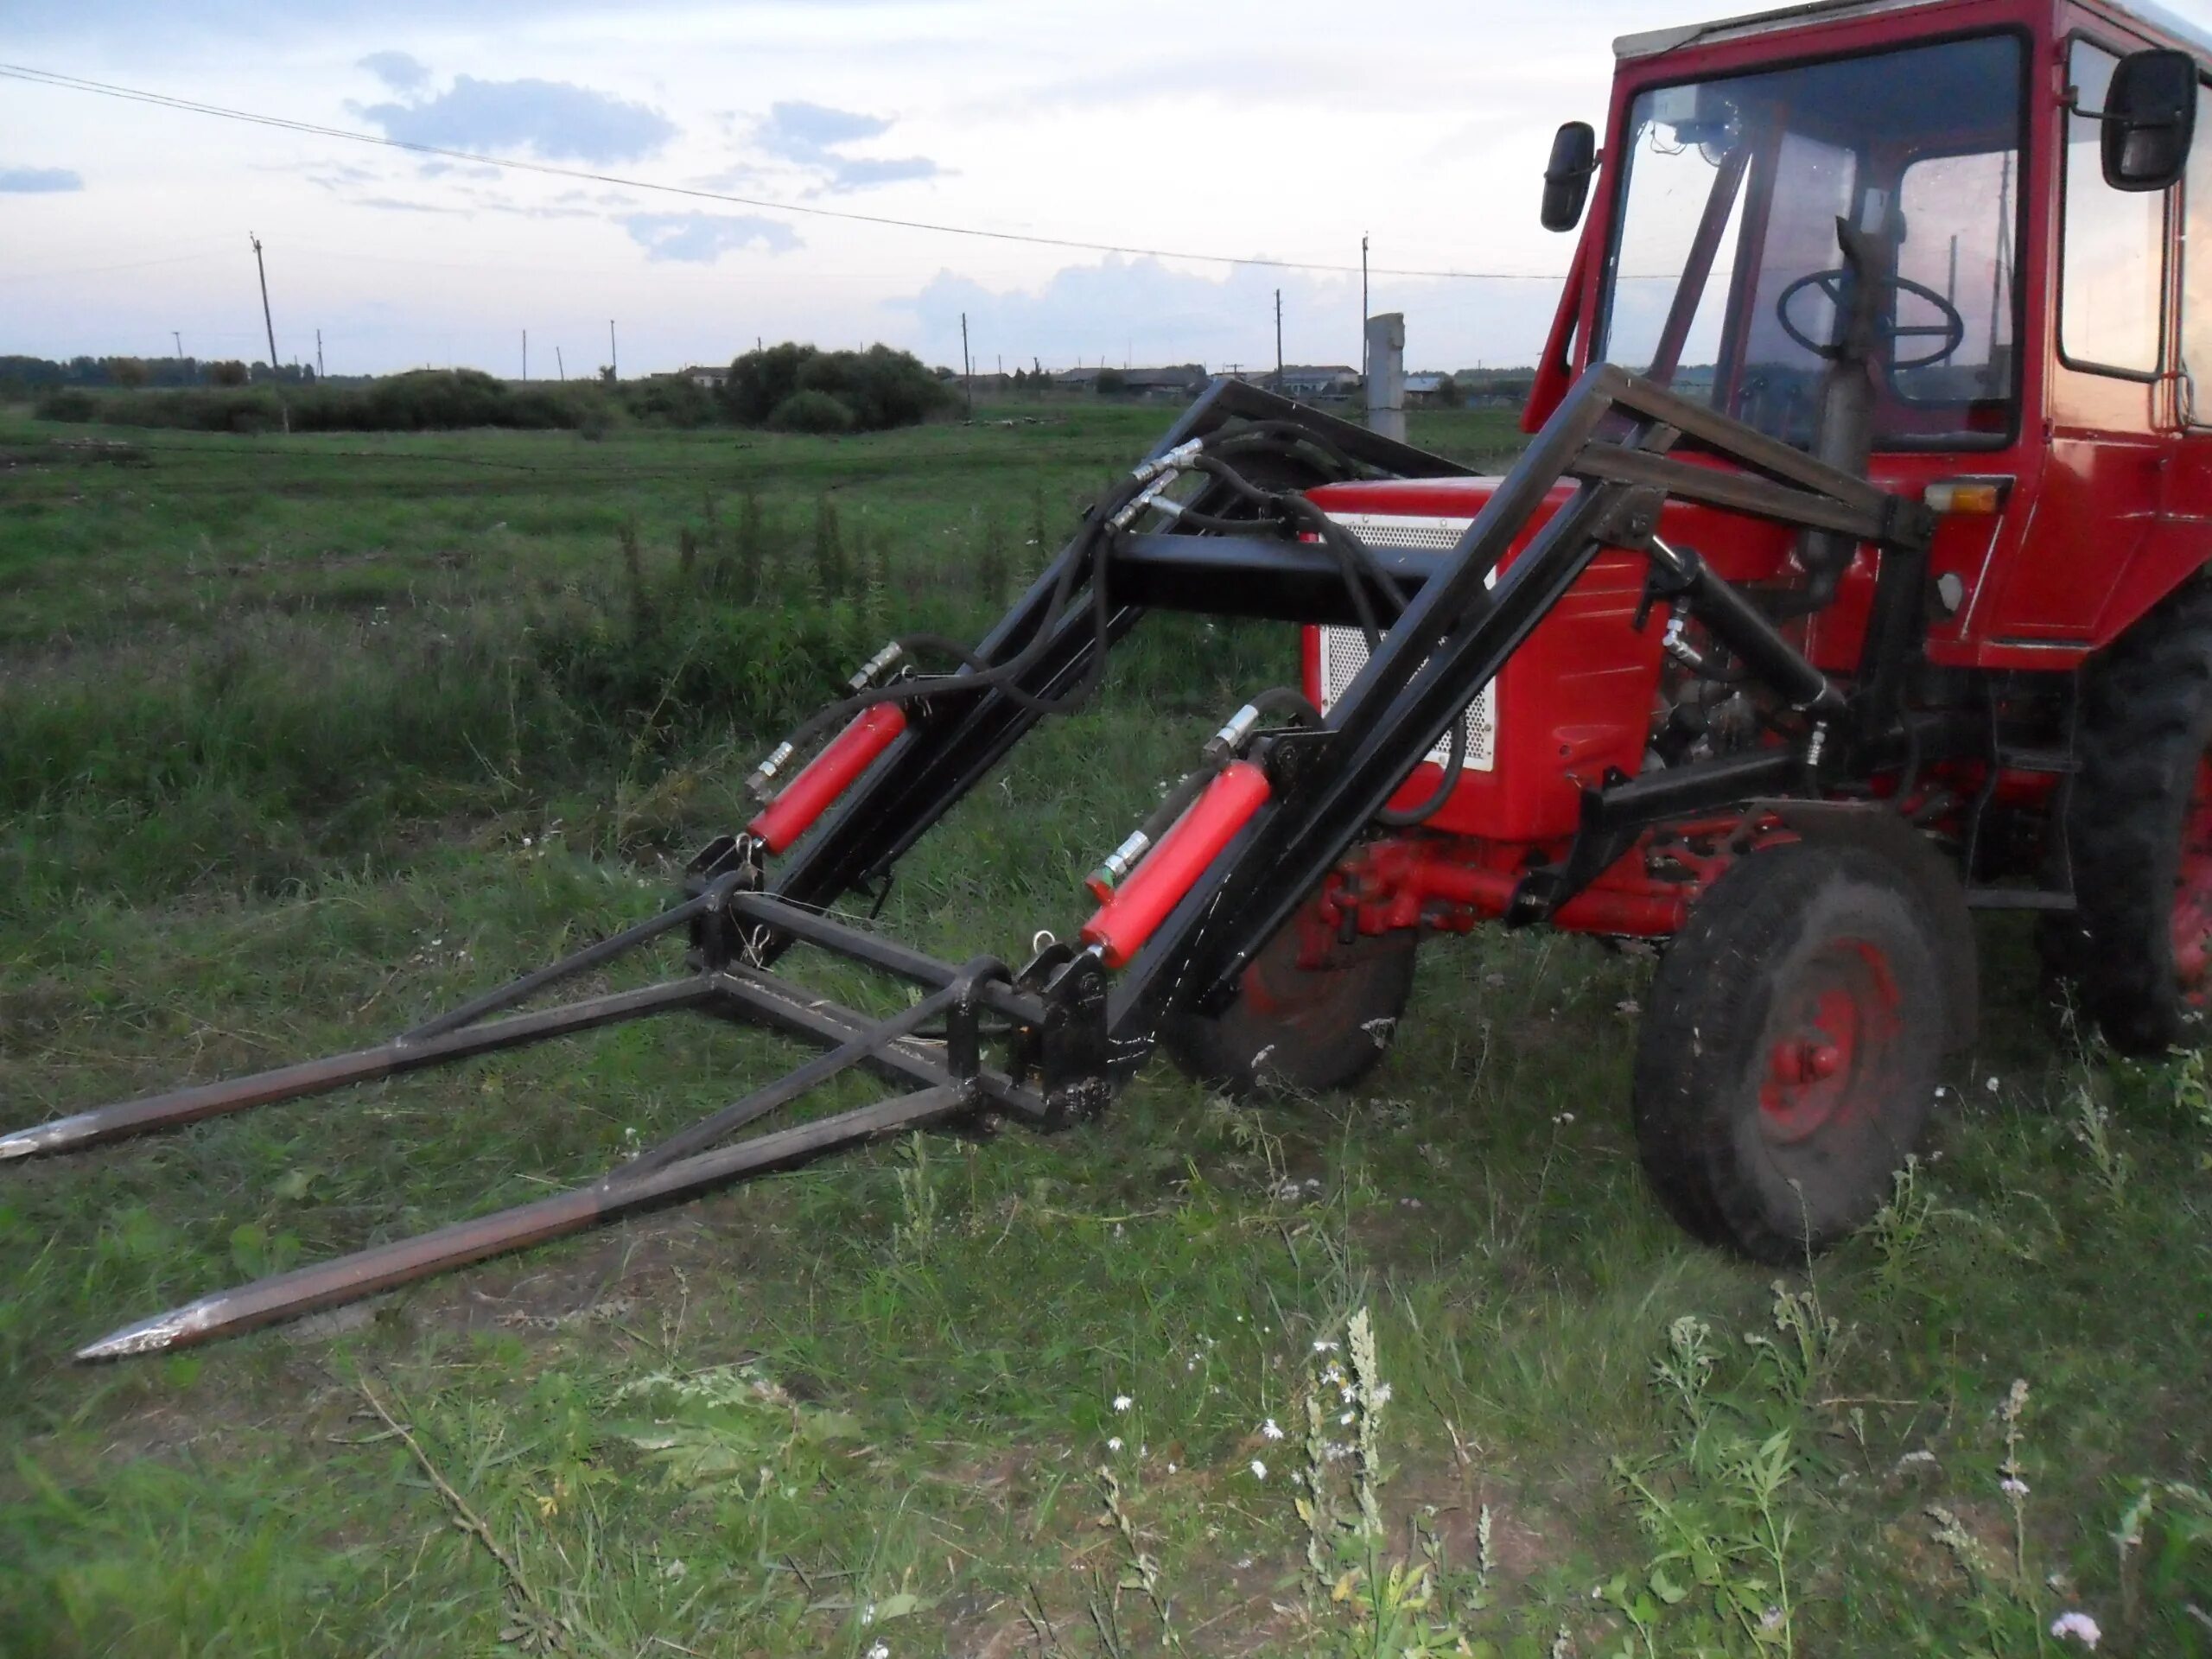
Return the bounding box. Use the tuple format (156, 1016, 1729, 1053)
(751, 420, 1474, 836)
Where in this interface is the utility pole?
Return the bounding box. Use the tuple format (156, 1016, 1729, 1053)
(960, 310, 973, 418)
(1360, 234, 1370, 386)
(315, 328, 324, 379)
(171, 330, 182, 360)
(250, 232, 288, 432)
(1274, 289, 1284, 395)
(608, 319, 618, 379)
(522, 328, 529, 382)
(556, 346, 566, 382)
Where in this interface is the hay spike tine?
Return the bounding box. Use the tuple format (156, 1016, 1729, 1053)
(75, 1084, 969, 1360)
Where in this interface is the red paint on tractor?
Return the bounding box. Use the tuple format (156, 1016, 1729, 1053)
(1080, 761, 1271, 969)
(748, 704, 909, 855)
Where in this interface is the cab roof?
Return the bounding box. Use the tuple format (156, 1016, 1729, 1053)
(1613, 0, 2212, 64)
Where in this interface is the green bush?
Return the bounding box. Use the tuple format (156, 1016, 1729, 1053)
(724, 343, 946, 432)
(621, 375, 720, 428)
(767, 390, 855, 434)
(32, 388, 99, 423)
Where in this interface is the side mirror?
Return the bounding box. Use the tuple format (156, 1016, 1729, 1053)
(2100, 48, 2197, 192)
(1541, 121, 1598, 232)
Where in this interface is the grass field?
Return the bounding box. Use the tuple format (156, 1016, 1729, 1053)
(0, 401, 2207, 1658)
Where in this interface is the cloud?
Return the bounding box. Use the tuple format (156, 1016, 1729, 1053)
(826, 156, 940, 191)
(360, 76, 676, 164)
(359, 50, 429, 92)
(750, 100, 939, 194)
(624, 213, 800, 263)
(352, 194, 466, 214)
(0, 166, 84, 193)
(758, 101, 893, 162)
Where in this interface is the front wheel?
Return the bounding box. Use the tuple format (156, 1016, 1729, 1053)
(1163, 903, 1415, 1098)
(1632, 843, 1942, 1262)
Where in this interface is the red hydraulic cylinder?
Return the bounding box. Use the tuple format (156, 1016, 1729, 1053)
(1081, 760, 1271, 969)
(748, 704, 908, 854)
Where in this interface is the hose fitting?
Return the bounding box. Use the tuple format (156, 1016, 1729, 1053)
(844, 640, 905, 694)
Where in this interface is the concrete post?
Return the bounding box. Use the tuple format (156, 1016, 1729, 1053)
(1364, 312, 1406, 442)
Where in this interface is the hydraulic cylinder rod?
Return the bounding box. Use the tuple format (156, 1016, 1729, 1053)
(749, 704, 909, 854)
(1081, 760, 1271, 969)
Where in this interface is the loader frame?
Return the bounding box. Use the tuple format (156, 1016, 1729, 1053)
(7, 362, 1953, 1358)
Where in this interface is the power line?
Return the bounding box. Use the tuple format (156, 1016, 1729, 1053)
(0, 60, 1576, 284)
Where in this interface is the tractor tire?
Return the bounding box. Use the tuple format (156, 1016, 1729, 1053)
(1631, 842, 1942, 1262)
(1163, 908, 1416, 1098)
(2044, 578, 2212, 1052)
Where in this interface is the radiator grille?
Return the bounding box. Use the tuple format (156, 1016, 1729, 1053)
(1313, 514, 1495, 772)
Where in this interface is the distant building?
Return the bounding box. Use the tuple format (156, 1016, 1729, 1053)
(1052, 365, 1207, 397)
(683, 365, 728, 390)
(1278, 365, 1361, 399)
(1217, 365, 1361, 399)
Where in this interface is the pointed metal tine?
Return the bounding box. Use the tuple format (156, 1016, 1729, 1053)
(75, 1084, 969, 1359)
(2, 977, 716, 1163)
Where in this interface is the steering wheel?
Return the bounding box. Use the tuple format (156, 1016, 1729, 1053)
(1775, 268, 1967, 372)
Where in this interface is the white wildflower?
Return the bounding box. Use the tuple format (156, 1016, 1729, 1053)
(868, 1644, 891, 1659)
(1261, 1418, 1285, 1441)
(1372, 1383, 1392, 1405)
(1249, 1459, 1268, 1479)
(2002, 1477, 2031, 1497)
(2050, 1611, 2101, 1648)
(1106, 1437, 1122, 1452)
(1986, 1076, 2000, 1093)
(1313, 1339, 1339, 1354)
(1112, 1394, 1132, 1413)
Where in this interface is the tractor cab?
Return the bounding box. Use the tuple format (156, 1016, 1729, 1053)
(1536, 0, 2212, 662)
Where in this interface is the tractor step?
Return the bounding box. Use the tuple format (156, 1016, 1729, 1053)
(1994, 746, 2078, 775)
(1963, 886, 2076, 911)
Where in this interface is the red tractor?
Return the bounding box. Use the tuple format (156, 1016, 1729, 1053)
(14, 0, 2212, 1355)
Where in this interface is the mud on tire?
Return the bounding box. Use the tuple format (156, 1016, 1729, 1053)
(1632, 842, 1942, 1262)
(2044, 578, 2212, 1053)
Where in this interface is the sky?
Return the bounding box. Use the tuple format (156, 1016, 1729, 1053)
(4, 0, 2211, 378)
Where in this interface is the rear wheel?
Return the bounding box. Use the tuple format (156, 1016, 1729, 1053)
(1632, 843, 1942, 1262)
(1164, 904, 1415, 1097)
(2047, 579, 2212, 1052)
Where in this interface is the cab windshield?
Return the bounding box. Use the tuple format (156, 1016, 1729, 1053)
(1598, 32, 2024, 449)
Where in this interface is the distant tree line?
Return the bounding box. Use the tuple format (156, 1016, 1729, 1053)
(0, 354, 315, 397)
(17, 343, 955, 438)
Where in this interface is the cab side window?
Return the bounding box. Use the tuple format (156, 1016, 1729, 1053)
(2063, 39, 2166, 374)
(2184, 80, 2212, 417)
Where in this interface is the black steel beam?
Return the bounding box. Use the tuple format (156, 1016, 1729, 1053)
(0, 977, 720, 1162)
(708, 969, 1048, 1122)
(1108, 530, 1433, 623)
(1112, 368, 1647, 1028)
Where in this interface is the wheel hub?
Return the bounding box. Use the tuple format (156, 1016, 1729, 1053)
(1757, 940, 1900, 1144)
